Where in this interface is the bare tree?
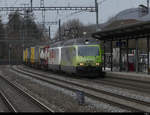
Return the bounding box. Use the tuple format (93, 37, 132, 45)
(5, 11, 50, 63)
(54, 19, 85, 41)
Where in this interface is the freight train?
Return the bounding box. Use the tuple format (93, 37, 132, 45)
(23, 38, 103, 77)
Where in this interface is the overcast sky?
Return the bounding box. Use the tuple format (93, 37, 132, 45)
(0, 0, 148, 38)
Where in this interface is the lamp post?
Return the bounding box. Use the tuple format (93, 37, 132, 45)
(95, 0, 99, 31)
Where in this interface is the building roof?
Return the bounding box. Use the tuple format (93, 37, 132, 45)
(92, 21, 150, 41)
(98, 7, 150, 30)
(103, 19, 141, 30)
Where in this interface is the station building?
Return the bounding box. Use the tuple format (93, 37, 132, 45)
(92, 7, 150, 74)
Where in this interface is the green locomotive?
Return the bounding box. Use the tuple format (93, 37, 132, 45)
(23, 38, 103, 77)
(61, 44, 102, 76)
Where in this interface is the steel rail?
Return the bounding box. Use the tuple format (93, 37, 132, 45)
(0, 74, 54, 112)
(92, 78, 150, 95)
(12, 66, 150, 112)
(19, 65, 150, 93)
(0, 89, 17, 112)
(105, 75, 150, 84)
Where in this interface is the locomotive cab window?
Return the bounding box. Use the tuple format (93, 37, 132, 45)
(78, 46, 100, 56)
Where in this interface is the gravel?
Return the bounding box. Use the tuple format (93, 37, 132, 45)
(0, 76, 44, 112)
(10, 69, 127, 112)
(0, 95, 10, 112)
(0, 65, 129, 112)
(21, 65, 150, 104)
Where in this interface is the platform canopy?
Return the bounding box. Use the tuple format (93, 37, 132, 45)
(92, 21, 150, 41)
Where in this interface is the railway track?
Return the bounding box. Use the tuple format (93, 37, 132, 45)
(0, 74, 54, 112)
(11, 65, 150, 112)
(92, 77, 150, 95)
(0, 89, 17, 112)
(18, 65, 150, 94)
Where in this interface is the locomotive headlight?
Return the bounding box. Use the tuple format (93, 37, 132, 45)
(80, 63, 84, 66)
(96, 63, 100, 66)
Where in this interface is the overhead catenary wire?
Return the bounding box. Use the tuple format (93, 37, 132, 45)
(0, 0, 97, 39)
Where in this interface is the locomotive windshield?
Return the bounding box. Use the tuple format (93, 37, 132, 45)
(78, 46, 100, 56)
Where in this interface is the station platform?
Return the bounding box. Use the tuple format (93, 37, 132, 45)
(103, 68, 150, 82)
